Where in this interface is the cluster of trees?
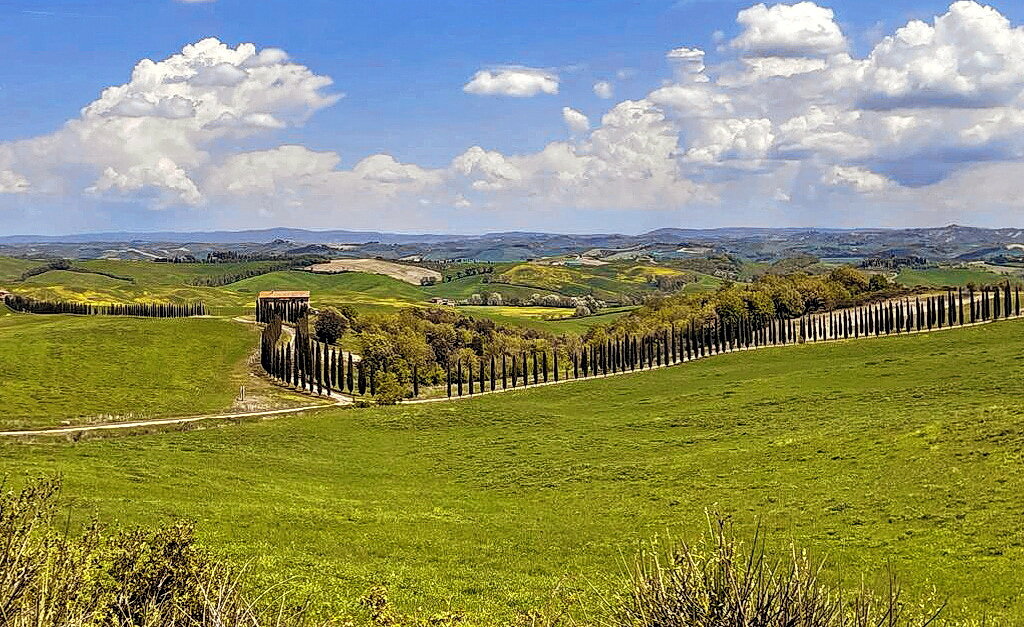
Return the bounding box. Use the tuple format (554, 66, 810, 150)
(189, 262, 296, 287)
(649, 274, 693, 292)
(157, 251, 330, 264)
(860, 255, 928, 270)
(606, 268, 901, 339)
(18, 259, 73, 280)
(4, 294, 206, 317)
(255, 297, 309, 324)
(313, 305, 357, 343)
(441, 265, 494, 282)
(462, 292, 605, 315)
(189, 255, 332, 286)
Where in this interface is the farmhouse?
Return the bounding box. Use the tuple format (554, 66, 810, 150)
(428, 297, 457, 306)
(256, 290, 310, 323)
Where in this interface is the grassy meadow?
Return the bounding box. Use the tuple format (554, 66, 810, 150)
(0, 256, 676, 332)
(897, 266, 1023, 288)
(493, 261, 722, 300)
(2, 319, 1023, 621)
(0, 313, 258, 428)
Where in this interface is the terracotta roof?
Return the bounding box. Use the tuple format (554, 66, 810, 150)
(257, 290, 310, 299)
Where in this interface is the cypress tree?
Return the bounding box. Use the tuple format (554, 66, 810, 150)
(369, 369, 376, 396)
(532, 351, 539, 384)
(323, 345, 332, 392)
(573, 351, 579, 379)
(512, 355, 519, 387)
(358, 361, 366, 395)
(413, 363, 419, 397)
(491, 355, 497, 390)
(446, 361, 452, 398)
(468, 360, 474, 395)
(340, 349, 347, 391)
(502, 354, 508, 389)
(553, 351, 559, 382)
(315, 345, 322, 395)
(347, 354, 355, 392)
(457, 361, 464, 396)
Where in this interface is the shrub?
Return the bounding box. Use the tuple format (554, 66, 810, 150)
(0, 478, 311, 627)
(619, 515, 943, 627)
(374, 371, 407, 405)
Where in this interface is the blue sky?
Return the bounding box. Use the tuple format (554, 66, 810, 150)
(4, 0, 1024, 234)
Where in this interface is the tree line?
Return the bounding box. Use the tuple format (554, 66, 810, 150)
(255, 297, 310, 324)
(188, 256, 331, 287)
(18, 259, 134, 283)
(261, 314, 400, 402)
(4, 294, 207, 317)
(189, 261, 297, 287)
(258, 278, 1022, 405)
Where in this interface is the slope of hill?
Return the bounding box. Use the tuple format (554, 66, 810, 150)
(4, 319, 1023, 622)
(7, 224, 1024, 263)
(0, 315, 258, 429)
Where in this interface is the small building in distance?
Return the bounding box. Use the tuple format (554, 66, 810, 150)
(428, 297, 456, 307)
(256, 290, 310, 323)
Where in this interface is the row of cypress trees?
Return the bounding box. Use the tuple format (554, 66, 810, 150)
(255, 298, 309, 324)
(4, 294, 207, 317)
(258, 283, 1022, 401)
(260, 314, 378, 397)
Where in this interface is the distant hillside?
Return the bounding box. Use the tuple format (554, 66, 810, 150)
(3, 224, 1024, 262)
(0, 228, 456, 245)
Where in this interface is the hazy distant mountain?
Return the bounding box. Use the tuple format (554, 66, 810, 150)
(0, 228, 457, 245)
(2, 224, 1024, 262)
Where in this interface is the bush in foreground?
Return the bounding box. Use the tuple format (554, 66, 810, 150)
(619, 515, 945, 627)
(0, 478, 309, 627)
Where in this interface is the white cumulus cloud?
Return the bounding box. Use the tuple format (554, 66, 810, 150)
(593, 80, 614, 99)
(562, 107, 590, 133)
(463, 67, 559, 97)
(731, 2, 847, 57)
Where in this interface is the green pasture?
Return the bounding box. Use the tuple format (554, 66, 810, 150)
(897, 266, 1022, 288)
(0, 257, 677, 330)
(3, 319, 1023, 622)
(424, 275, 564, 301)
(0, 314, 256, 429)
(0, 256, 40, 281)
(458, 305, 636, 334)
(493, 261, 718, 300)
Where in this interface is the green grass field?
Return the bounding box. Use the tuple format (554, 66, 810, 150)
(424, 275, 565, 301)
(458, 304, 636, 333)
(897, 266, 1022, 288)
(0, 257, 667, 333)
(0, 314, 257, 428)
(492, 261, 721, 301)
(3, 319, 1023, 622)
